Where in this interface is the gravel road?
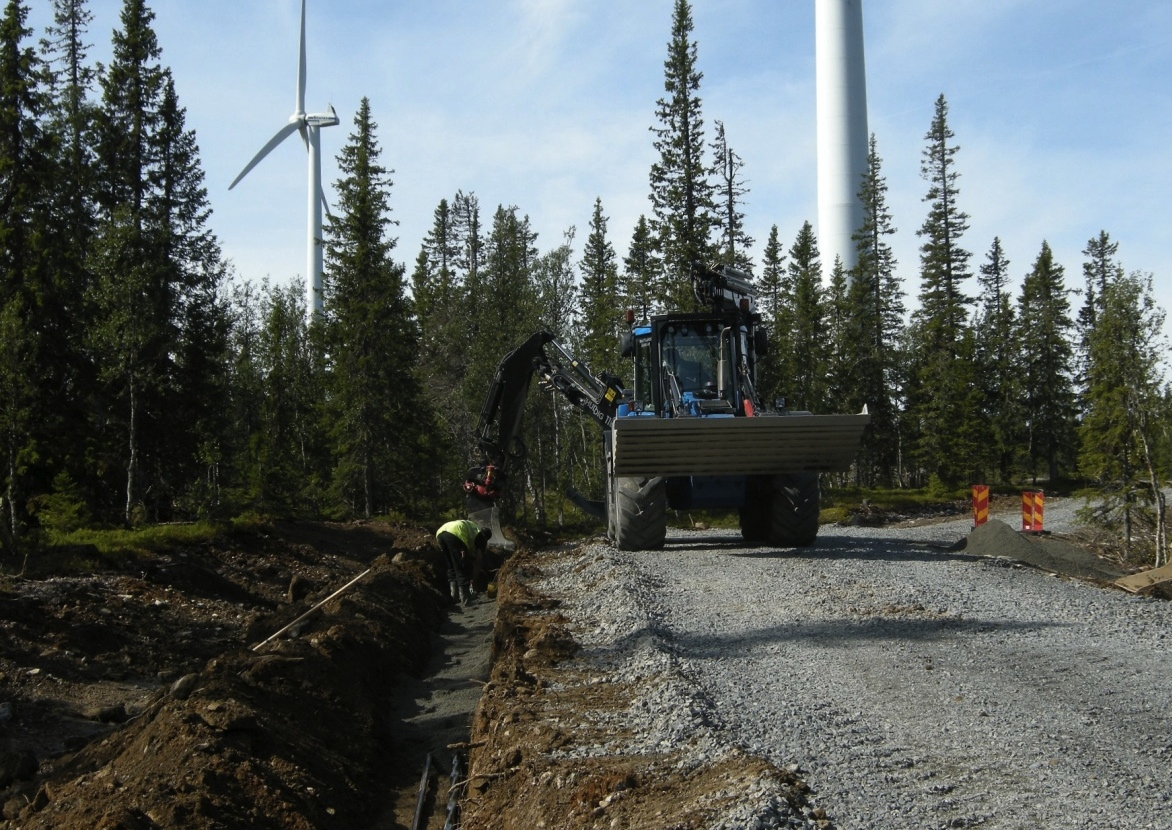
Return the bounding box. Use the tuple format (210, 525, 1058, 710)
(535, 498, 1172, 829)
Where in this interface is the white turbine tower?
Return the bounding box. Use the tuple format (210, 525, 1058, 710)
(815, 0, 869, 274)
(230, 0, 338, 319)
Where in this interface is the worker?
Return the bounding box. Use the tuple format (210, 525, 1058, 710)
(435, 519, 490, 606)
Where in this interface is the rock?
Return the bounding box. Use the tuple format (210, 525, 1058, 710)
(0, 701, 11, 722)
(83, 703, 128, 724)
(169, 673, 199, 700)
(287, 574, 309, 603)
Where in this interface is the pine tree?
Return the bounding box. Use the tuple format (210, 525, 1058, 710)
(1017, 241, 1077, 483)
(579, 198, 620, 376)
(709, 120, 753, 270)
(1078, 271, 1168, 565)
(648, 0, 714, 310)
(322, 98, 434, 518)
(620, 215, 659, 321)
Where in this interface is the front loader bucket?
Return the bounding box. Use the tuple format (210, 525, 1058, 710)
(610, 409, 870, 478)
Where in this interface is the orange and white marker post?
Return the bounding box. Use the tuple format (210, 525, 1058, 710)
(1021, 490, 1044, 533)
(972, 485, 989, 527)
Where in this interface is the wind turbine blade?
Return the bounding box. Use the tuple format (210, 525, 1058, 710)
(297, 0, 307, 115)
(229, 121, 300, 189)
(298, 121, 309, 150)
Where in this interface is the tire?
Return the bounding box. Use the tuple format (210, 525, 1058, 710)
(739, 475, 772, 543)
(613, 475, 667, 551)
(770, 472, 820, 548)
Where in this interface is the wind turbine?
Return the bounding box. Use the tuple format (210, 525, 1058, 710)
(230, 0, 339, 320)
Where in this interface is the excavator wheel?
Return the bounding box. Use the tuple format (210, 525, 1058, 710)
(769, 472, 820, 547)
(613, 475, 667, 551)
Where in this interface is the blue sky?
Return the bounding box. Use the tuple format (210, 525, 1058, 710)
(28, 1, 1172, 324)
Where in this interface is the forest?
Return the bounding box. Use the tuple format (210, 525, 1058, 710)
(1, 0, 1167, 567)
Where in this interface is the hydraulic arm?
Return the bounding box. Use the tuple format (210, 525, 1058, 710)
(463, 331, 623, 503)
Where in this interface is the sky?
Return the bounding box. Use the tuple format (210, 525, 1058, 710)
(26, 1, 1172, 326)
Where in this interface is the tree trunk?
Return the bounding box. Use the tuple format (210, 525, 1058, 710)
(126, 374, 138, 526)
(1139, 414, 1167, 567)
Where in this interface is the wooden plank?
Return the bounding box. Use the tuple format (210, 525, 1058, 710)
(1115, 562, 1172, 593)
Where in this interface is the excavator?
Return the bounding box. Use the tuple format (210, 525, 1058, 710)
(464, 262, 869, 551)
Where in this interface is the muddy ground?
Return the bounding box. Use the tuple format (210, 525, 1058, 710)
(0, 500, 1159, 829)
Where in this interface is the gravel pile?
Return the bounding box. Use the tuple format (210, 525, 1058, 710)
(533, 497, 1172, 829)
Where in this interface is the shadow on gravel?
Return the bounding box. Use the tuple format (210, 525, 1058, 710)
(671, 617, 1071, 656)
(727, 535, 978, 563)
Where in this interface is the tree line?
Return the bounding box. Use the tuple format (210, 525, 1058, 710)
(1, 0, 1166, 566)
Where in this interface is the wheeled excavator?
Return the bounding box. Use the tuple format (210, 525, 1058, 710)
(464, 263, 869, 551)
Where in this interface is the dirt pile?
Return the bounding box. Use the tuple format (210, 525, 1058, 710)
(0, 521, 462, 829)
(960, 519, 1125, 584)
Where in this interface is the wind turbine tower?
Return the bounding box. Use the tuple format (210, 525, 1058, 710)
(230, 0, 339, 319)
(815, 0, 869, 274)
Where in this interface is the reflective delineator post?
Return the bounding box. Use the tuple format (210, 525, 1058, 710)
(972, 485, 989, 527)
(1021, 490, 1044, 533)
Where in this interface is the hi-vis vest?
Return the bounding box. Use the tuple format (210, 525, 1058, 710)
(436, 519, 480, 551)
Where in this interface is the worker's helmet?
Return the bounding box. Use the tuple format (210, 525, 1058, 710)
(475, 527, 492, 550)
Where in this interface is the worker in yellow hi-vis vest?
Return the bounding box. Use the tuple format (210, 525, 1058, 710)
(435, 519, 490, 606)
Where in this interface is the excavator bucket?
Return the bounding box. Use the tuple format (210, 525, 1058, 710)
(610, 409, 870, 478)
(466, 494, 515, 552)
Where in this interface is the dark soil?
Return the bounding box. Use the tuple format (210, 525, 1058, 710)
(0, 520, 477, 829)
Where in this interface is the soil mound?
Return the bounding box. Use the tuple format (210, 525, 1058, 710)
(960, 519, 1125, 583)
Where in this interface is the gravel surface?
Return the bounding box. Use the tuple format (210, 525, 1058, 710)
(534, 497, 1172, 829)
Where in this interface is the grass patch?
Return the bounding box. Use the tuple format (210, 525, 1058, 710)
(1, 521, 229, 579)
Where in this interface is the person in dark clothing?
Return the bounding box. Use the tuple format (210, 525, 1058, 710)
(435, 520, 491, 606)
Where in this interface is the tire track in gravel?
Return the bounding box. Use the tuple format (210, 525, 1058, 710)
(629, 519, 1172, 830)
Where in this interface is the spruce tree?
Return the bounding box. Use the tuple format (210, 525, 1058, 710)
(1078, 230, 1122, 334)
(579, 198, 620, 376)
(777, 222, 821, 409)
(709, 120, 753, 270)
(907, 94, 976, 486)
(322, 97, 433, 518)
(620, 215, 659, 321)
(0, 0, 51, 543)
(464, 205, 541, 519)
(973, 237, 1021, 481)
(648, 0, 714, 310)
(1078, 271, 1167, 564)
(914, 94, 972, 352)
(847, 133, 904, 485)
(1017, 241, 1077, 483)
(39, 0, 100, 504)
(755, 224, 785, 404)
(531, 230, 578, 524)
